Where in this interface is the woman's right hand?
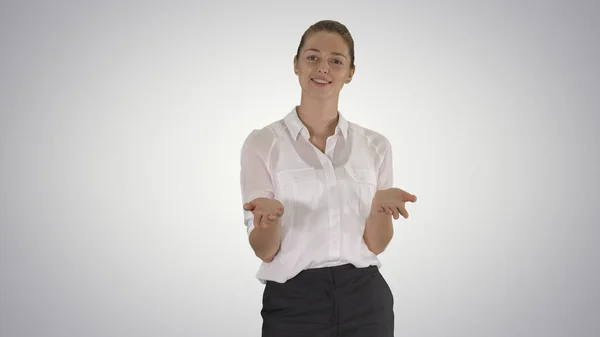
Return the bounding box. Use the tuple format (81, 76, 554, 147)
(243, 198, 285, 229)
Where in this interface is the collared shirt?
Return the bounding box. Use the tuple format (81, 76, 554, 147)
(239, 106, 394, 284)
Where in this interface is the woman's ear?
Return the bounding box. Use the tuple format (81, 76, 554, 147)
(346, 66, 356, 83)
(293, 55, 299, 75)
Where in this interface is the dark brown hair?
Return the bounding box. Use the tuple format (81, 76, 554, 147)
(295, 20, 355, 68)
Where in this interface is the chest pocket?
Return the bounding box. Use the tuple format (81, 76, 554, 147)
(344, 167, 377, 218)
(276, 168, 323, 216)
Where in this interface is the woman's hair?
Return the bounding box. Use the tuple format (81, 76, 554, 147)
(296, 20, 355, 69)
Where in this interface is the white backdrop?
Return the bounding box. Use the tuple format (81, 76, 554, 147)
(1, 1, 599, 336)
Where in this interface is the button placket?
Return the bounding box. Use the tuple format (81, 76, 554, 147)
(325, 137, 342, 259)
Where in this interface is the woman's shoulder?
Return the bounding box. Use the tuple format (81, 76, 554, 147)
(241, 120, 284, 154)
(244, 117, 285, 140)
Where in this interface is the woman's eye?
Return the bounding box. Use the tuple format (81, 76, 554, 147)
(307, 55, 317, 61)
(332, 59, 343, 65)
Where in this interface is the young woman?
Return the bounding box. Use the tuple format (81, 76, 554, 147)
(240, 20, 417, 337)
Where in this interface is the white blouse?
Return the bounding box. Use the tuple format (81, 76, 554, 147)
(240, 107, 394, 284)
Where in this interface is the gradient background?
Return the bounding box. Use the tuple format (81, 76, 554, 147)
(1, 1, 599, 336)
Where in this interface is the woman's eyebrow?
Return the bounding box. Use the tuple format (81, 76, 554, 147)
(304, 48, 348, 59)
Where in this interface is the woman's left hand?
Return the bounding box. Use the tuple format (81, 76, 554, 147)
(370, 188, 417, 220)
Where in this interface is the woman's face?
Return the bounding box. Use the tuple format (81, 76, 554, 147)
(294, 31, 355, 101)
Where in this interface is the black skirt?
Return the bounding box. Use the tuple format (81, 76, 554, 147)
(261, 264, 394, 337)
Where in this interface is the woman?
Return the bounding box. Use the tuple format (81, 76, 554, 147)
(240, 20, 417, 337)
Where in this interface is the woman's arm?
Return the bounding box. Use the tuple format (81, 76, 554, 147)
(240, 129, 281, 262)
(249, 211, 281, 262)
(363, 136, 394, 254)
(363, 210, 394, 255)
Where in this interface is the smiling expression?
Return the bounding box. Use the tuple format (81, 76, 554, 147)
(294, 31, 355, 100)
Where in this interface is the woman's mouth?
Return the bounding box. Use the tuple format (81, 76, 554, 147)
(311, 78, 331, 86)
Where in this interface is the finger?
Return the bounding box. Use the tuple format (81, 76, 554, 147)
(253, 213, 262, 229)
(398, 206, 409, 219)
(259, 215, 268, 229)
(261, 214, 270, 228)
(377, 205, 394, 215)
(260, 216, 270, 228)
(395, 189, 417, 203)
(264, 213, 281, 227)
(402, 192, 416, 202)
(265, 214, 278, 227)
(243, 202, 255, 211)
(391, 207, 400, 220)
(373, 205, 385, 213)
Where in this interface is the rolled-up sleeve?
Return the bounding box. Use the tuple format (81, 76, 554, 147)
(240, 129, 276, 235)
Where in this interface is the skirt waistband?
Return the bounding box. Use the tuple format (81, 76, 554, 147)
(267, 263, 378, 288)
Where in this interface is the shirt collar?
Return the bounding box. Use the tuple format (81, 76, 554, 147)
(284, 106, 349, 140)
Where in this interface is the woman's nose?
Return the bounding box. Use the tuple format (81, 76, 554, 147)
(317, 59, 329, 73)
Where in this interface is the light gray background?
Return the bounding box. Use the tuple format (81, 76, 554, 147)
(1, 1, 599, 336)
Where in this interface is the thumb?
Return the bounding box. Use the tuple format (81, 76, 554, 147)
(243, 202, 255, 211)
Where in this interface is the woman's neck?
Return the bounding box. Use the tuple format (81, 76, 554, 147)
(296, 96, 339, 138)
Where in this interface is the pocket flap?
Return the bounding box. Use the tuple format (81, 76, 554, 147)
(346, 167, 376, 184)
(277, 168, 317, 185)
